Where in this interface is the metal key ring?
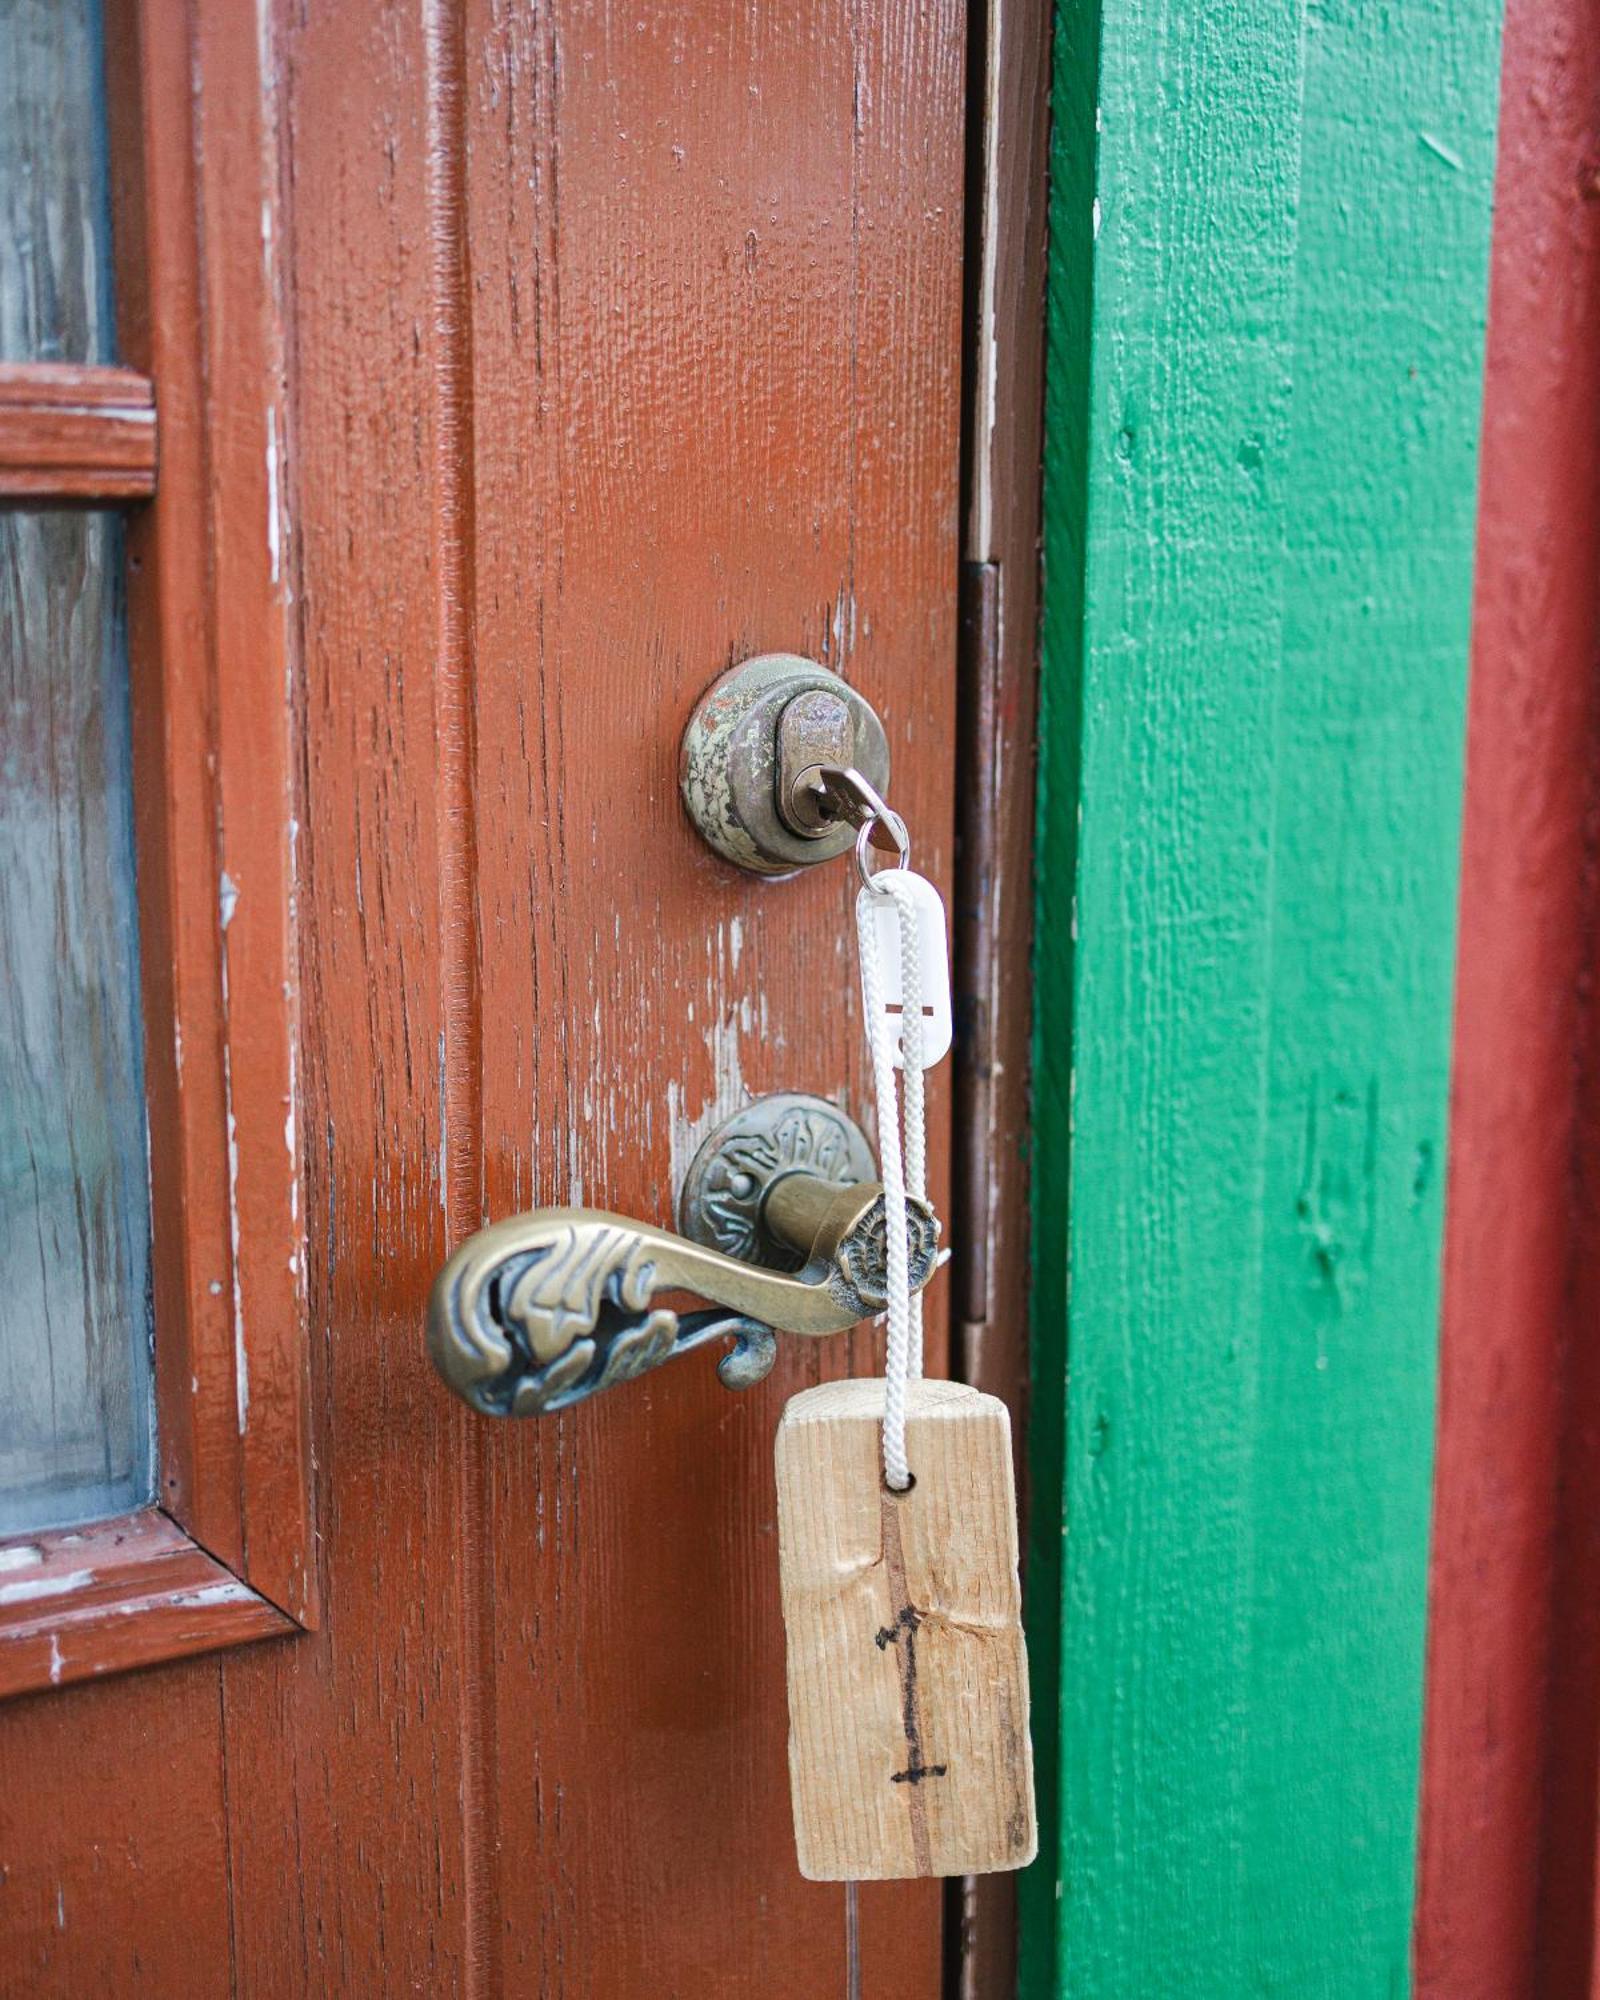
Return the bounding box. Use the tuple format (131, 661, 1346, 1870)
(855, 806, 911, 892)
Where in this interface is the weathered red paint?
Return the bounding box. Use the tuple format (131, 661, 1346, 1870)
(0, 0, 969, 1988)
(1416, 0, 1600, 1990)
(0, 363, 156, 498)
(0, 0, 316, 1708)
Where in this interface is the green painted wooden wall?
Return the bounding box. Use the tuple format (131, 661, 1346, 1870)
(1021, 1, 1506, 1992)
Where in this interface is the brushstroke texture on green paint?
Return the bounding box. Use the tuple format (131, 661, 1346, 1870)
(1022, 1, 1505, 1992)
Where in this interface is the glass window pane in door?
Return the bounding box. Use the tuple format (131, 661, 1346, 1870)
(0, 0, 116, 364)
(0, 510, 152, 1534)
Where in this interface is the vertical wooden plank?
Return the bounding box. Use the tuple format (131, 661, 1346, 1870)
(456, 0, 963, 1988)
(215, 3, 474, 1989)
(1014, 4, 1099, 1980)
(1024, 1, 1504, 1993)
(0, 7, 282, 1988)
(776, 1380, 1034, 1883)
(187, 0, 314, 1622)
(109, 0, 245, 1565)
(0, 1670, 232, 1994)
(1416, 0, 1600, 1989)
(1023, 0, 1306, 1980)
(952, 0, 1052, 1472)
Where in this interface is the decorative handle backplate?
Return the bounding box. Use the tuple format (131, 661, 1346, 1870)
(427, 1096, 938, 1417)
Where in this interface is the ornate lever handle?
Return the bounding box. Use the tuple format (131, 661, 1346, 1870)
(427, 1095, 938, 1417)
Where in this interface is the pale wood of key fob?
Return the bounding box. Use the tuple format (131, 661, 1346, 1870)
(775, 1379, 1036, 1880)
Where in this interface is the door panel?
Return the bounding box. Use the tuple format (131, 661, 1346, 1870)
(459, 3, 961, 1987)
(0, 0, 966, 1992)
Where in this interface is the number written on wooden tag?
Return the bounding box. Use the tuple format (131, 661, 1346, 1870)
(775, 1379, 1036, 1880)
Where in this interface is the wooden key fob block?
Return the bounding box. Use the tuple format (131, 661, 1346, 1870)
(775, 1379, 1036, 1880)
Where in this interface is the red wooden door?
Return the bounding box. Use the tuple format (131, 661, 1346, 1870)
(0, 1, 970, 1992)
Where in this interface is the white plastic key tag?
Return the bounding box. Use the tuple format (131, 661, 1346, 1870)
(855, 869, 952, 1068)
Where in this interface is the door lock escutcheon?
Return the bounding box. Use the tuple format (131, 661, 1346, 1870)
(680, 654, 893, 875)
(428, 1095, 938, 1417)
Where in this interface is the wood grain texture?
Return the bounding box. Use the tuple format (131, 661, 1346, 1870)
(224, 1, 959, 1995)
(953, 0, 1049, 1486)
(0, 0, 312, 1714)
(1024, 0, 1504, 1993)
(0, 1658, 233, 1998)
(0, 1, 313, 1982)
(181, 0, 312, 1627)
(0, 364, 156, 498)
(0, 0, 294, 1968)
(110, 0, 312, 1617)
(0, 1510, 291, 1699)
(453, 0, 962, 1989)
(213, 1, 479, 1986)
(1415, 0, 1600, 1991)
(951, 6, 1049, 1982)
(776, 1380, 1034, 1881)
(0, 0, 965, 1985)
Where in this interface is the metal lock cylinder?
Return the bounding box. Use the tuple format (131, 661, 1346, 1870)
(679, 654, 891, 875)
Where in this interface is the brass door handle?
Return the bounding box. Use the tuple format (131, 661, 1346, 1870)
(427, 1095, 938, 1417)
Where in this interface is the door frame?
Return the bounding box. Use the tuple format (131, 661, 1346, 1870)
(0, 0, 313, 1699)
(1022, 0, 1506, 1990)
(948, 0, 1051, 1993)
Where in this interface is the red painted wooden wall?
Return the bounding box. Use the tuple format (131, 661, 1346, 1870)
(1418, 0, 1600, 1990)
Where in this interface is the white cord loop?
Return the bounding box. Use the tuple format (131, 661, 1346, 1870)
(856, 867, 927, 1491)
